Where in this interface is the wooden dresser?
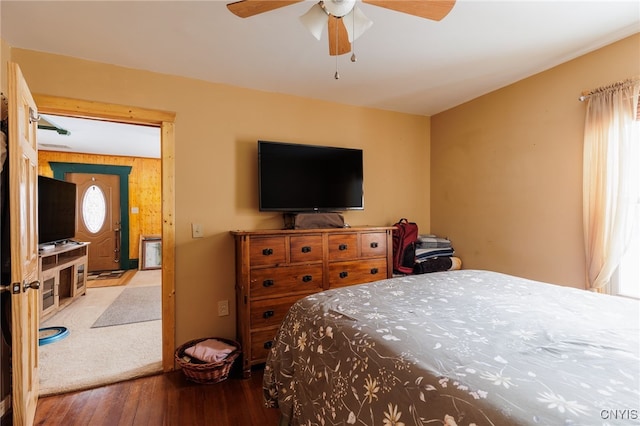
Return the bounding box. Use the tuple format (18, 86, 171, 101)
(231, 226, 393, 377)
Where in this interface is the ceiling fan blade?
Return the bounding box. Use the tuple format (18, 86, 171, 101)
(328, 16, 351, 56)
(362, 0, 456, 21)
(227, 0, 304, 18)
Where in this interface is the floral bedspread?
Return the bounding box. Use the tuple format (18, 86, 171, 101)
(263, 270, 640, 426)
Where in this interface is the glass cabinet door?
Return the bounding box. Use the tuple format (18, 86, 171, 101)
(40, 271, 57, 317)
(75, 262, 86, 296)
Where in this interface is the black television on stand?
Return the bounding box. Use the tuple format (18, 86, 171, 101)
(38, 176, 77, 247)
(257, 141, 364, 228)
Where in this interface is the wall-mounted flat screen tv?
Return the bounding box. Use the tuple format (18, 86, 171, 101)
(258, 141, 364, 212)
(38, 175, 77, 245)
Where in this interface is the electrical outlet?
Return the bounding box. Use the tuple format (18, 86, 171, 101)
(218, 300, 229, 316)
(192, 223, 204, 238)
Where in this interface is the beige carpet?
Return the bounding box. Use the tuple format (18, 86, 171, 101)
(39, 270, 163, 396)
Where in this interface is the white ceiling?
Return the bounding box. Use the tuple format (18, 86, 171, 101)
(37, 114, 161, 159)
(2, 0, 639, 157)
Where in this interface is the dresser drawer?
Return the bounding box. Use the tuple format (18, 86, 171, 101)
(250, 295, 303, 329)
(249, 236, 287, 266)
(360, 232, 388, 258)
(290, 235, 323, 263)
(250, 264, 323, 298)
(328, 258, 388, 288)
(250, 328, 279, 362)
(328, 234, 358, 260)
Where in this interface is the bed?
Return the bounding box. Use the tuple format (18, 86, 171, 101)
(263, 270, 640, 425)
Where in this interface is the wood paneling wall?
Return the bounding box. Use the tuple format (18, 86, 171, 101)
(38, 151, 161, 265)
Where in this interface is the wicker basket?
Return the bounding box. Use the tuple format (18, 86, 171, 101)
(175, 337, 241, 384)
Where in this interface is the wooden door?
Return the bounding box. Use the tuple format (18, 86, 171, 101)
(66, 173, 121, 272)
(8, 62, 40, 426)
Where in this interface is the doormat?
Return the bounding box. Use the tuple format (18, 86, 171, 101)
(88, 270, 126, 281)
(86, 270, 136, 288)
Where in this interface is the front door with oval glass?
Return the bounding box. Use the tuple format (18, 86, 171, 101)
(66, 173, 121, 272)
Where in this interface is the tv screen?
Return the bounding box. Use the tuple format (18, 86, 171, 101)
(38, 176, 77, 244)
(258, 141, 364, 212)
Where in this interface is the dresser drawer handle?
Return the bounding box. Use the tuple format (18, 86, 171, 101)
(263, 279, 274, 287)
(370, 242, 379, 248)
(370, 268, 379, 274)
(338, 244, 348, 251)
(301, 246, 312, 253)
(263, 310, 275, 319)
(264, 341, 273, 349)
(262, 248, 274, 256)
(302, 275, 313, 283)
(339, 271, 349, 279)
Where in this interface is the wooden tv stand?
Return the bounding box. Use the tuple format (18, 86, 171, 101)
(231, 226, 394, 377)
(39, 242, 89, 321)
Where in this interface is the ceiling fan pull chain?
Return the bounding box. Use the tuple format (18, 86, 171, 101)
(334, 22, 340, 80)
(351, 8, 357, 63)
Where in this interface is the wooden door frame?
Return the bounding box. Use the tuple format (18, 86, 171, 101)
(50, 164, 133, 270)
(33, 94, 176, 372)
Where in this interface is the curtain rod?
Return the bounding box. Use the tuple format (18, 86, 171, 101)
(579, 76, 640, 101)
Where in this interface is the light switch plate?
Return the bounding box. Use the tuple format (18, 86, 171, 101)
(218, 300, 229, 316)
(192, 223, 204, 238)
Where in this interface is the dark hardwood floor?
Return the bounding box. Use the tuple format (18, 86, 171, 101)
(34, 367, 281, 426)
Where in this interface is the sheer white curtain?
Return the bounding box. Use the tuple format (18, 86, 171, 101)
(583, 78, 640, 294)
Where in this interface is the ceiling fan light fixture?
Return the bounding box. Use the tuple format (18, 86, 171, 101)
(343, 7, 372, 43)
(300, 3, 328, 40)
(322, 0, 356, 17)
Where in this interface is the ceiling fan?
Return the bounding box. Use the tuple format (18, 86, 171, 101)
(226, 0, 456, 56)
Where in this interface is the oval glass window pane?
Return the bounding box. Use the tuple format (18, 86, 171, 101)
(82, 185, 106, 234)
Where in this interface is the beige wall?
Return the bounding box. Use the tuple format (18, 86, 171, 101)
(431, 33, 640, 289)
(9, 48, 430, 345)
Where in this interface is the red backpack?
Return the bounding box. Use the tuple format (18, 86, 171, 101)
(392, 218, 419, 274)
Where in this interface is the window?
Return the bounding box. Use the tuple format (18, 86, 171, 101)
(611, 118, 640, 299)
(82, 184, 106, 234)
(582, 79, 639, 295)
(612, 224, 639, 299)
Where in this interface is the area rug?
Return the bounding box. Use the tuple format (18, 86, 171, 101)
(91, 286, 161, 328)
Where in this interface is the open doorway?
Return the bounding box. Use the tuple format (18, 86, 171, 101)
(35, 113, 166, 395)
(33, 95, 176, 379)
(32, 97, 174, 392)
